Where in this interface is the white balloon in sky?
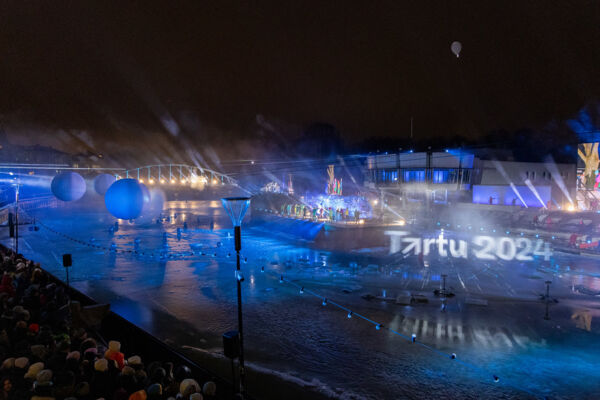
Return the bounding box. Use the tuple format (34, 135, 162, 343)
(451, 41, 462, 58)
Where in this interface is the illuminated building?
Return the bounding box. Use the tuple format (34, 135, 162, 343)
(366, 151, 577, 209)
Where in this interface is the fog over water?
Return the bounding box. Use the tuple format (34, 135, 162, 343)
(7, 200, 600, 400)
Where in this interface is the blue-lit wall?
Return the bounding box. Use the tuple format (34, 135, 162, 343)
(473, 185, 551, 207)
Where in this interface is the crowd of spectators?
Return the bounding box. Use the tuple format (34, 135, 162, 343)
(0, 244, 219, 400)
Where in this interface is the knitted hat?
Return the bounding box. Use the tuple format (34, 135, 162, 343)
(108, 340, 121, 352)
(80, 338, 97, 352)
(12, 306, 30, 321)
(12, 305, 25, 314)
(180, 379, 200, 397)
(83, 347, 98, 361)
(146, 383, 162, 399)
(74, 381, 90, 396)
(94, 358, 108, 372)
(127, 355, 142, 366)
(14, 357, 29, 369)
(128, 389, 147, 400)
(135, 369, 147, 382)
(113, 387, 128, 400)
(30, 345, 48, 360)
(35, 369, 53, 386)
(24, 362, 45, 379)
(202, 381, 216, 396)
(1, 358, 14, 370)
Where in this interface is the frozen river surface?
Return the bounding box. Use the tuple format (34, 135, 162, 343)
(8, 200, 600, 400)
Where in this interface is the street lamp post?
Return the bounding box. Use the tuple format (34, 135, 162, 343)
(221, 197, 251, 396)
(14, 181, 20, 254)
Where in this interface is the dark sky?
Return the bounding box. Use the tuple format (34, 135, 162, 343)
(0, 1, 599, 158)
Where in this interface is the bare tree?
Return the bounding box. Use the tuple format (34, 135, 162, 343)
(578, 142, 599, 186)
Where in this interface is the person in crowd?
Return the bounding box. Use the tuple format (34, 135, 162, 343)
(0, 245, 219, 400)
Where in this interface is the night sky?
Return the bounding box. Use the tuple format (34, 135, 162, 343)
(0, 1, 599, 159)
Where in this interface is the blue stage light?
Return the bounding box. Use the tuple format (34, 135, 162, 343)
(322, 298, 327, 306)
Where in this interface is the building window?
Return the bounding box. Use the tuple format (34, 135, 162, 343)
(461, 169, 471, 183)
(379, 169, 398, 182)
(403, 169, 425, 183)
(433, 170, 449, 183)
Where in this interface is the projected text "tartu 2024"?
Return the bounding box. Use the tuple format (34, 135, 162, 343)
(385, 231, 552, 261)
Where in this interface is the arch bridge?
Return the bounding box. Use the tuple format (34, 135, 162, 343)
(121, 164, 237, 187)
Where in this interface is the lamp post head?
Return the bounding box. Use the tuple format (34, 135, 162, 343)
(221, 197, 251, 227)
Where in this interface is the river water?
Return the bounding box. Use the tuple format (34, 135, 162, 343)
(7, 199, 600, 400)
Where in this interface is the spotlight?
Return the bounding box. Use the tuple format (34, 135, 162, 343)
(566, 204, 576, 212)
(322, 298, 327, 306)
(279, 275, 284, 283)
(375, 324, 382, 330)
(149, 179, 155, 184)
(411, 333, 417, 343)
(300, 287, 304, 294)
(171, 179, 176, 184)
(180, 178, 186, 184)
(347, 311, 353, 318)
(139, 178, 144, 183)
(261, 266, 265, 273)
(160, 179, 165, 184)
(450, 353, 457, 359)
(493, 375, 500, 383)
